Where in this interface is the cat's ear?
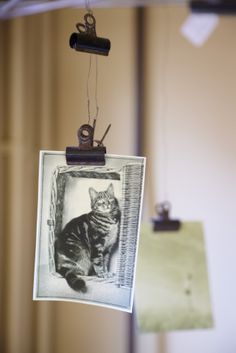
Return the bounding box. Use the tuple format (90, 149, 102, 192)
(107, 183, 114, 197)
(89, 187, 98, 202)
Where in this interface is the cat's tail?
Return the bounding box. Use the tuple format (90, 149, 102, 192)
(65, 272, 87, 292)
(57, 267, 87, 292)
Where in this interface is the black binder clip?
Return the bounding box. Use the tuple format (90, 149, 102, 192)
(69, 12, 111, 56)
(66, 121, 111, 165)
(152, 201, 181, 232)
(190, 0, 236, 14)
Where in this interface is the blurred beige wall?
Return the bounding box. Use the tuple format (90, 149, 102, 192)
(142, 6, 236, 353)
(0, 8, 135, 353)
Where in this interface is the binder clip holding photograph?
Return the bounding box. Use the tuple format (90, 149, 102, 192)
(69, 12, 111, 56)
(66, 120, 111, 165)
(152, 201, 181, 232)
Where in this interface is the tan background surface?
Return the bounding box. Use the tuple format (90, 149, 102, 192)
(1, 5, 236, 353)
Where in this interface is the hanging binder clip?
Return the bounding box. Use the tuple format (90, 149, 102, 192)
(69, 12, 111, 56)
(152, 201, 181, 232)
(190, 0, 236, 14)
(66, 121, 111, 165)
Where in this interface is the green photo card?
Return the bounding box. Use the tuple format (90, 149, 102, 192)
(135, 222, 214, 331)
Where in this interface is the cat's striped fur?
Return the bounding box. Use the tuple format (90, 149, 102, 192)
(55, 183, 121, 292)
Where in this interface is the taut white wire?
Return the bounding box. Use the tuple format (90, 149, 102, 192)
(86, 54, 99, 125)
(86, 0, 92, 13)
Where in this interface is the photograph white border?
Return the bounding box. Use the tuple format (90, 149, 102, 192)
(33, 151, 146, 312)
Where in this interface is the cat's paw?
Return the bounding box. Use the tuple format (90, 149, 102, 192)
(101, 271, 115, 279)
(106, 272, 116, 278)
(96, 272, 110, 279)
(96, 271, 106, 278)
(95, 269, 115, 279)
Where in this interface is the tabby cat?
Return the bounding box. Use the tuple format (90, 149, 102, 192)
(55, 183, 121, 292)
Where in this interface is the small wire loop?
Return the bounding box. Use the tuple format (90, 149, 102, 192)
(84, 13, 96, 27)
(76, 22, 86, 33)
(155, 201, 171, 220)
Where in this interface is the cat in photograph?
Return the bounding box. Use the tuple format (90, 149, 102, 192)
(54, 183, 121, 292)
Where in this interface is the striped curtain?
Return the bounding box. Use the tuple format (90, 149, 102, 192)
(0, 13, 57, 353)
(0, 8, 136, 353)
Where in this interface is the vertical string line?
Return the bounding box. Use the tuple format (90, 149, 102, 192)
(87, 54, 92, 124)
(84, 1, 99, 126)
(95, 55, 99, 121)
(86, 54, 99, 125)
(160, 7, 171, 203)
(85, 0, 92, 14)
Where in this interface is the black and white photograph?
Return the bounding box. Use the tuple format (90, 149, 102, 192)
(33, 151, 145, 312)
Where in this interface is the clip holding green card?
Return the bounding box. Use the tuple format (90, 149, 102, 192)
(152, 201, 181, 232)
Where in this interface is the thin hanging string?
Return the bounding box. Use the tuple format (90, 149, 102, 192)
(85, 0, 99, 126)
(86, 0, 92, 14)
(87, 54, 92, 124)
(159, 8, 171, 203)
(87, 54, 99, 125)
(95, 55, 99, 120)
